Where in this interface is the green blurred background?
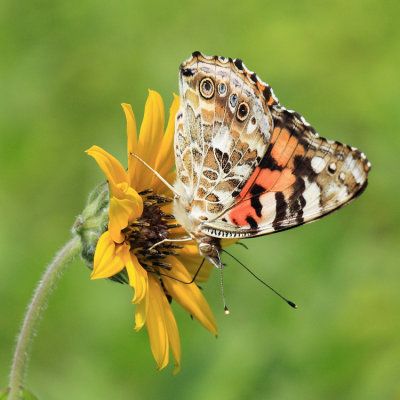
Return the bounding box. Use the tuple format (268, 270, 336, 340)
(1, 0, 399, 399)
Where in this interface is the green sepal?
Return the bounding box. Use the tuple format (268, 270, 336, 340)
(73, 181, 129, 284)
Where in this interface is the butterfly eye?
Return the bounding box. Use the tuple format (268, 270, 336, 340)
(230, 93, 238, 108)
(237, 102, 249, 121)
(200, 78, 215, 99)
(218, 83, 227, 96)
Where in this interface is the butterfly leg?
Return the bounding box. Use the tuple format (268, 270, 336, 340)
(197, 238, 230, 314)
(148, 236, 193, 251)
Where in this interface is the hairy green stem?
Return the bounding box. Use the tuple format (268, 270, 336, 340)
(8, 236, 82, 400)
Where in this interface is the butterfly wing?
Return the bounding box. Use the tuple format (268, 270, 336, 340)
(174, 53, 273, 220)
(174, 52, 370, 239)
(203, 105, 371, 238)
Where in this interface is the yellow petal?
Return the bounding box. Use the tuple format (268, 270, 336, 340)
(162, 256, 218, 336)
(86, 145, 128, 196)
(162, 296, 181, 374)
(108, 188, 143, 243)
(133, 90, 165, 192)
(134, 294, 148, 331)
(92, 232, 126, 279)
(138, 90, 165, 165)
(121, 103, 139, 188)
(122, 103, 138, 156)
(145, 275, 169, 370)
(151, 94, 180, 191)
(121, 250, 148, 304)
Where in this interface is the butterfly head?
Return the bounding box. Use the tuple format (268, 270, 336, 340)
(197, 236, 223, 270)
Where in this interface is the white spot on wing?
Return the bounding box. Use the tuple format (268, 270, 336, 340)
(329, 162, 337, 172)
(259, 192, 277, 225)
(352, 162, 365, 184)
(212, 126, 233, 154)
(302, 182, 321, 217)
(246, 117, 257, 135)
(311, 156, 327, 173)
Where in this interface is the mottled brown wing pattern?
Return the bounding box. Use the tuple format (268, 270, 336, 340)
(174, 53, 273, 221)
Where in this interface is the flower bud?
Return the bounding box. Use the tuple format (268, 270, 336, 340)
(73, 183, 108, 266)
(74, 182, 130, 284)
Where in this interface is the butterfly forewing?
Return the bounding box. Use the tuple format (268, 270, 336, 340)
(175, 53, 273, 221)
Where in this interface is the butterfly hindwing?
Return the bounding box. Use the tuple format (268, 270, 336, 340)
(203, 106, 371, 237)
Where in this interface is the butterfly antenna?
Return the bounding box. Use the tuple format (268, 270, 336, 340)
(129, 152, 180, 198)
(208, 253, 230, 315)
(219, 266, 230, 315)
(222, 249, 297, 309)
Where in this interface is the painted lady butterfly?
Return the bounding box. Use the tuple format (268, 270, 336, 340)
(173, 51, 371, 273)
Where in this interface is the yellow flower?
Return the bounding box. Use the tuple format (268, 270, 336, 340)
(86, 90, 217, 374)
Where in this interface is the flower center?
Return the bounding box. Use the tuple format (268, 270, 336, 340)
(122, 190, 182, 273)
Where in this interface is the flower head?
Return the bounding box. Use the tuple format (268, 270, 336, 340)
(86, 90, 217, 373)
